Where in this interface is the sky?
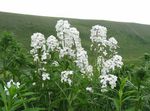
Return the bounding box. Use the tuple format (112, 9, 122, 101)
(0, 0, 150, 25)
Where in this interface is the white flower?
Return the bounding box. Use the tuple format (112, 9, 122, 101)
(61, 71, 73, 86)
(100, 74, 117, 92)
(4, 86, 9, 95)
(109, 37, 118, 45)
(85, 65, 93, 77)
(101, 55, 123, 75)
(31, 33, 45, 49)
(6, 79, 20, 88)
(33, 54, 38, 61)
(42, 72, 50, 80)
(7, 79, 13, 88)
(52, 61, 59, 67)
(4, 79, 20, 95)
(90, 25, 107, 43)
(90, 25, 123, 92)
(69, 27, 82, 49)
(47, 35, 59, 51)
(64, 33, 74, 48)
(108, 37, 118, 49)
(112, 55, 123, 68)
(55, 20, 93, 78)
(55, 20, 70, 33)
(30, 33, 47, 62)
(32, 82, 36, 86)
(38, 67, 46, 72)
(41, 50, 47, 61)
(59, 47, 75, 58)
(103, 50, 107, 56)
(86, 87, 93, 93)
(16, 82, 20, 88)
(75, 48, 93, 77)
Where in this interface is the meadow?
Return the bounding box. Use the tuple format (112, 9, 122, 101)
(0, 12, 150, 62)
(0, 12, 150, 111)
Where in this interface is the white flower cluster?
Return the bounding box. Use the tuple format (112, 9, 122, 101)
(31, 20, 93, 83)
(90, 25, 123, 91)
(55, 20, 70, 35)
(100, 74, 117, 92)
(56, 20, 93, 76)
(61, 70, 73, 86)
(56, 20, 76, 58)
(31, 33, 46, 49)
(42, 72, 50, 81)
(90, 25, 107, 42)
(76, 48, 93, 77)
(4, 79, 20, 95)
(30, 33, 60, 63)
(47, 35, 59, 52)
(59, 47, 75, 58)
(90, 26, 118, 54)
(101, 55, 123, 75)
(30, 33, 56, 81)
(108, 37, 118, 50)
(52, 61, 59, 67)
(69, 27, 81, 49)
(30, 20, 122, 91)
(30, 33, 47, 62)
(86, 87, 94, 93)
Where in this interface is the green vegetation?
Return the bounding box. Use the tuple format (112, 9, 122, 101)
(0, 12, 150, 62)
(0, 12, 150, 111)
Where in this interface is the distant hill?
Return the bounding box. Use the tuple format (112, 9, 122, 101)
(0, 11, 150, 62)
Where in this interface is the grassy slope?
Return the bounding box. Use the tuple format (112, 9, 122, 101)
(0, 12, 150, 62)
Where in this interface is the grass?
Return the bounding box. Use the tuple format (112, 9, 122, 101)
(0, 11, 150, 62)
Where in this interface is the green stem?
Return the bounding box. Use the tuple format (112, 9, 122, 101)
(68, 101, 73, 111)
(119, 97, 122, 111)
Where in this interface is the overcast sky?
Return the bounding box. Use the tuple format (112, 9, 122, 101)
(0, 0, 150, 25)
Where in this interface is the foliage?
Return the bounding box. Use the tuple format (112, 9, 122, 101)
(0, 31, 29, 80)
(1, 12, 150, 62)
(0, 81, 44, 111)
(0, 19, 150, 111)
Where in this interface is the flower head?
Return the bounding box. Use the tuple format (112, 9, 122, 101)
(86, 87, 94, 93)
(31, 33, 45, 49)
(4, 79, 20, 95)
(42, 72, 50, 81)
(47, 35, 59, 51)
(100, 74, 117, 92)
(61, 71, 73, 86)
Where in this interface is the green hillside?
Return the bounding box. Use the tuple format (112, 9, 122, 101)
(0, 12, 150, 62)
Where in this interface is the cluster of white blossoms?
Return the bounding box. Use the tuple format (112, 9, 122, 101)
(30, 20, 122, 91)
(56, 20, 76, 58)
(101, 55, 123, 75)
(56, 20, 93, 77)
(31, 20, 93, 83)
(30, 33, 51, 81)
(61, 70, 73, 86)
(76, 48, 93, 77)
(30, 33, 47, 62)
(108, 37, 118, 50)
(90, 25, 107, 42)
(59, 47, 75, 58)
(4, 79, 20, 95)
(90, 25, 123, 92)
(42, 72, 50, 81)
(100, 74, 117, 92)
(47, 35, 59, 52)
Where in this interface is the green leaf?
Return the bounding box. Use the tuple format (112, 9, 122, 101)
(113, 98, 120, 111)
(22, 108, 45, 111)
(0, 84, 7, 107)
